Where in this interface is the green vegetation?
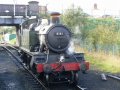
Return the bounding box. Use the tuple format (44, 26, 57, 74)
(86, 52, 120, 73)
(63, 6, 120, 73)
(0, 26, 16, 45)
(0, 26, 16, 34)
(39, 12, 50, 19)
(75, 47, 120, 73)
(62, 7, 120, 55)
(9, 38, 16, 45)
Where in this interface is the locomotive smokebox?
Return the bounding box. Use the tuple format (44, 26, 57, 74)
(39, 24, 71, 53)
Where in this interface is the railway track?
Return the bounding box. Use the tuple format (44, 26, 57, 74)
(1, 45, 85, 90)
(1, 45, 48, 90)
(76, 85, 87, 90)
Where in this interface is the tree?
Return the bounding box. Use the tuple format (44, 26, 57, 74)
(88, 21, 118, 51)
(62, 5, 90, 48)
(39, 12, 50, 19)
(62, 5, 86, 32)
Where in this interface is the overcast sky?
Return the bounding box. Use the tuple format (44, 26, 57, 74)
(0, 0, 120, 16)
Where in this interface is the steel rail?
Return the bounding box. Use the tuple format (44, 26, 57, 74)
(2, 46, 49, 90)
(76, 85, 87, 90)
(107, 74, 120, 81)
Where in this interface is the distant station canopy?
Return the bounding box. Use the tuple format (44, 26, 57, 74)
(50, 12, 61, 24)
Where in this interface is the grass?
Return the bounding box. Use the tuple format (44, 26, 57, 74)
(75, 46, 120, 73)
(9, 38, 16, 45)
(86, 53, 120, 73)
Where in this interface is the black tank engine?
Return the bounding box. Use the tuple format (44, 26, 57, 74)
(18, 12, 89, 85)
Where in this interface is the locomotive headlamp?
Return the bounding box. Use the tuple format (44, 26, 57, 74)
(60, 55, 65, 62)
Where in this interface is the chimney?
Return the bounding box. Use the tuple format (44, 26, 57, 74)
(50, 12, 61, 24)
(94, 3, 98, 10)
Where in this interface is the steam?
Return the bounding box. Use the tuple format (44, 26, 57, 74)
(67, 40, 75, 55)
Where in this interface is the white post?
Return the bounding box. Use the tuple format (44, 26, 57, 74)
(13, 0, 16, 17)
(25, 5, 27, 17)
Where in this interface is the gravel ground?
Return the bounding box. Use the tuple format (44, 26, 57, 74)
(79, 70, 120, 90)
(0, 47, 41, 90)
(0, 46, 120, 90)
(48, 70, 120, 90)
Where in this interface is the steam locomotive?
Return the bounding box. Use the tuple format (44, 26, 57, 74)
(18, 12, 89, 85)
